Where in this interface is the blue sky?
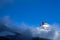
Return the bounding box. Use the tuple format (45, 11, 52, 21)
(0, 0, 60, 26)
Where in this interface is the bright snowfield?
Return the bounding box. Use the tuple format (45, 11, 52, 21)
(0, 16, 60, 40)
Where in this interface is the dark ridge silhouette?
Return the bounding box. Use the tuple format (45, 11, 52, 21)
(32, 37, 51, 40)
(0, 36, 9, 40)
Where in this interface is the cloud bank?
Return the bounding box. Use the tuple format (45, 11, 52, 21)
(0, 16, 60, 40)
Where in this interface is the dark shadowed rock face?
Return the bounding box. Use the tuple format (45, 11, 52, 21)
(32, 37, 51, 40)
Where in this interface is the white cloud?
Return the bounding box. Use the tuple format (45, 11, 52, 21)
(0, 16, 60, 40)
